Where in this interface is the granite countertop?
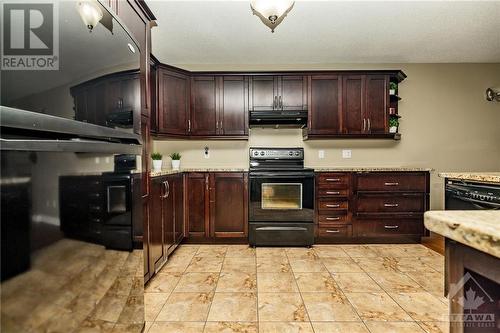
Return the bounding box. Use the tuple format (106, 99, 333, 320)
(150, 168, 248, 177)
(424, 211, 500, 258)
(439, 172, 500, 184)
(313, 167, 433, 172)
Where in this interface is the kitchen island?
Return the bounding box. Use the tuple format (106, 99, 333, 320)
(425, 211, 500, 333)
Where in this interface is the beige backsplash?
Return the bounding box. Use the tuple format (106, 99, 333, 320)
(153, 63, 500, 210)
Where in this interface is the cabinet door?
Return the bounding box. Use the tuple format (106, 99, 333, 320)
(191, 76, 217, 135)
(210, 173, 248, 238)
(158, 68, 189, 135)
(279, 76, 307, 111)
(342, 75, 365, 134)
(218, 76, 248, 136)
(163, 177, 175, 253)
(365, 75, 388, 134)
(150, 178, 165, 271)
(308, 75, 342, 134)
(173, 174, 184, 244)
(186, 173, 209, 238)
(249, 76, 277, 111)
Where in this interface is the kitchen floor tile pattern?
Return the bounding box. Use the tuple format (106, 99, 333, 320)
(145, 244, 449, 333)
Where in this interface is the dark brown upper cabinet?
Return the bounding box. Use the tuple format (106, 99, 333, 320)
(249, 76, 307, 111)
(218, 76, 249, 136)
(365, 75, 389, 134)
(157, 67, 189, 136)
(190, 76, 218, 136)
(307, 75, 342, 135)
(342, 75, 365, 134)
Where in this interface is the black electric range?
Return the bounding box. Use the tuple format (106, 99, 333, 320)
(248, 148, 314, 247)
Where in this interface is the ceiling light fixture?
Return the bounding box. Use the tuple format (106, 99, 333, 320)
(250, 0, 295, 33)
(76, 1, 103, 32)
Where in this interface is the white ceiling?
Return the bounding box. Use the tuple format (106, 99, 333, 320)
(147, 0, 500, 66)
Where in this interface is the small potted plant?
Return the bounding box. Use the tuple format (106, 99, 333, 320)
(169, 152, 182, 170)
(389, 82, 398, 95)
(389, 117, 399, 133)
(151, 152, 163, 171)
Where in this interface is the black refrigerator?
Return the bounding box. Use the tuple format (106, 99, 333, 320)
(1, 1, 145, 332)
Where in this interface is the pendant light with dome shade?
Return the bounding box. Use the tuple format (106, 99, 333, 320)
(76, 0, 103, 32)
(250, 0, 295, 32)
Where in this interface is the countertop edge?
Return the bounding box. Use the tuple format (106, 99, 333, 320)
(438, 172, 500, 184)
(424, 211, 500, 259)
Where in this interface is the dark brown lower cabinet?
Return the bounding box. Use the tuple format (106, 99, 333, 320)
(148, 174, 184, 277)
(315, 171, 430, 243)
(186, 172, 248, 242)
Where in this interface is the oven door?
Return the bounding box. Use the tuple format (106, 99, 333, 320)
(249, 171, 314, 222)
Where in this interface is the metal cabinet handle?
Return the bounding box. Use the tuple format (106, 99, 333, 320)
(279, 96, 283, 109)
(325, 178, 341, 182)
(326, 229, 340, 233)
(326, 217, 341, 221)
(273, 96, 277, 109)
(326, 204, 340, 208)
(367, 118, 371, 131)
(161, 181, 168, 198)
(166, 181, 170, 198)
(326, 191, 340, 195)
(384, 225, 399, 229)
(188, 120, 191, 132)
(384, 203, 399, 207)
(216, 120, 218, 130)
(363, 118, 366, 131)
(384, 182, 399, 186)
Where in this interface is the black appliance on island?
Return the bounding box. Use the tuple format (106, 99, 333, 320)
(445, 180, 500, 210)
(249, 147, 314, 246)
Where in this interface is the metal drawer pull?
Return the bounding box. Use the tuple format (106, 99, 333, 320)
(384, 225, 399, 229)
(326, 191, 340, 195)
(326, 217, 340, 221)
(326, 204, 340, 208)
(384, 203, 399, 207)
(384, 182, 399, 186)
(326, 178, 341, 182)
(326, 229, 340, 233)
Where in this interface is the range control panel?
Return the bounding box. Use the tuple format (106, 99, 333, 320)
(249, 148, 304, 160)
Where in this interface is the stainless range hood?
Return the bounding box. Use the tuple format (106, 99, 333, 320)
(249, 110, 308, 128)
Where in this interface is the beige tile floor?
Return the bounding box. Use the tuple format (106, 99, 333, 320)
(145, 244, 449, 333)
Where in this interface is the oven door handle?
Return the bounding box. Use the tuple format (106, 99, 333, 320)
(249, 173, 314, 178)
(255, 226, 309, 231)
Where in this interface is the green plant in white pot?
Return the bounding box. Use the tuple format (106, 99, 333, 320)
(170, 152, 182, 170)
(151, 152, 163, 171)
(389, 82, 398, 95)
(389, 117, 399, 133)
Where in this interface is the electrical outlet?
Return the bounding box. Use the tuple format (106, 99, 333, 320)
(204, 146, 210, 159)
(342, 149, 352, 159)
(105, 157, 110, 163)
(94, 157, 100, 164)
(318, 150, 325, 159)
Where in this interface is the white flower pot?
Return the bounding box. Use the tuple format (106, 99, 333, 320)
(152, 159, 163, 171)
(171, 160, 181, 170)
(389, 126, 398, 133)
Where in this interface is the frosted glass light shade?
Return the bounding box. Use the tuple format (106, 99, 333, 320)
(250, 0, 295, 32)
(77, 1, 103, 32)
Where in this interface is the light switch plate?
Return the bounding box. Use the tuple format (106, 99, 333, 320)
(318, 150, 325, 159)
(204, 146, 210, 159)
(342, 149, 352, 159)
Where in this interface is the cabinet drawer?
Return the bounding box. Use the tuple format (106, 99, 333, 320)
(356, 219, 423, 236)
(356, 173, 427, 192)
(317, 188, 349, 197)
(356, 193, 425, 213)
(318, 213, 349, 224)
(318, 225, 352, 238)
(318, 199, 348, 211)
(317, 173, 350, 187)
